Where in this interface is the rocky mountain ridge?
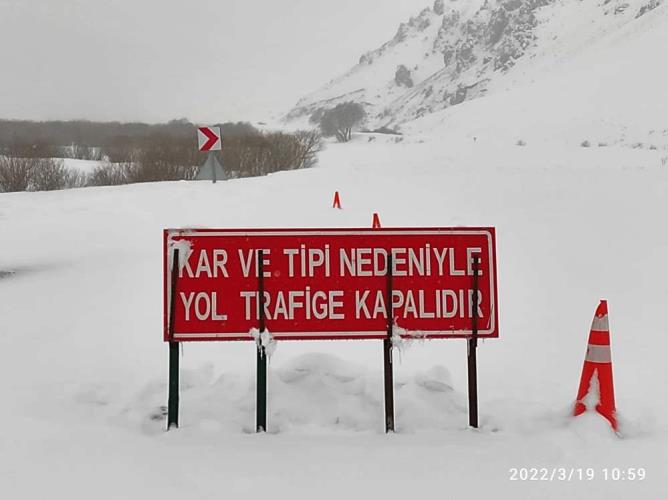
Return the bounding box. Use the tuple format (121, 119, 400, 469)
(286, 0, 665, 129)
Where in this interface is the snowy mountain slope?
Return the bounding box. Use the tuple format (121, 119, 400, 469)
(403, 0, 668, 149)
(286, 0, 666, 128)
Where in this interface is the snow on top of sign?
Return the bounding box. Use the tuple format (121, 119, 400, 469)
(167, 237, 192, 271)
(391, 323, 428, 360)
(250, 328, 278, 360)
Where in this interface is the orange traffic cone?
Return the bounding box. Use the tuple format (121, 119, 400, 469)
(333, 191, 342, 209)
(372, 212, 381, 228)
(573, 300, 617, 431)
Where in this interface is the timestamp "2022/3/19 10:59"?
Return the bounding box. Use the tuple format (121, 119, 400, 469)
(509, 467, 647, 481)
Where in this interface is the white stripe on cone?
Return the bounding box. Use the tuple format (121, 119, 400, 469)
(591, 314, 609, 332)
(585, 344, 612, 363)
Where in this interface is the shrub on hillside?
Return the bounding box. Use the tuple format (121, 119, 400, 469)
(268, 130, 320, 171)
(127, 160, 197, 183)
(222, 129, 320, 178)
(319, 102, 366, 142)
(87, 162, 130, 187)
(31, 159, 73, 191)
(0, 156, 84, 192)
(128, 134, 198, 183)
(0, 156, 34, 192)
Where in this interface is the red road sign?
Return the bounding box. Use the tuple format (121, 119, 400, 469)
(163, 228, 498, 341)
(197, 126, 222, 151)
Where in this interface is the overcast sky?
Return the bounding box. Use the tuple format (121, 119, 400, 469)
(0, 0, 423, 123)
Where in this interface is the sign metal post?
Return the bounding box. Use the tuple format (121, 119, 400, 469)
(467, 257, 480, 429)
(167, 248, 180, 430)
(256, 250, 268, 433)
(383, 255, 395, 433)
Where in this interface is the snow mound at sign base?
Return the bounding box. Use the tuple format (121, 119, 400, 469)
(118, 353, 469, 435)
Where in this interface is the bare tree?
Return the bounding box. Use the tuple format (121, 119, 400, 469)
(220, 129, 320, 178)
(31, 159, 71, 191)
(294, 129, 321, 169)
(64, 168, 88, 189)
(319, 102, 366, 142)
(127, 160, 197, 183)
(266, 132, 307, 171)
(87, 162, 131, 186)
(0, 156, 34, 192)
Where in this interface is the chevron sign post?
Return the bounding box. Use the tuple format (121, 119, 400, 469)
(197, 126, 222, 151)
(195, 126, 225, 183)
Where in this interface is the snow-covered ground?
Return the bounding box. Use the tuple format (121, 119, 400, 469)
(2, 2, 667, 496)
(1, 131, 666, 498)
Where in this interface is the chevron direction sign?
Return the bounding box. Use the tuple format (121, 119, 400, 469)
(197, 126, 222, 152)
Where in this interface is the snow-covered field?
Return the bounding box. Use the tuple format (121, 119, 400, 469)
(1, 132, 666, 498)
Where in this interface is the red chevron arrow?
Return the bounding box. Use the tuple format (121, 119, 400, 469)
(198, 127, 221, 151)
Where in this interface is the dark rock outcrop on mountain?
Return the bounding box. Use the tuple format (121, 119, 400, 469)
(433, 0, 553, 75)
(395, 65, 414, 88)
(636, 0, 663, 18)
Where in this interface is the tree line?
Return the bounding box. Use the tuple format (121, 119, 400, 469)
(0, 102, 376, 193)
(0, 119, 320, 193)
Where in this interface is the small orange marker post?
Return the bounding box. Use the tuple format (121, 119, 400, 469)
(372, 212, 381, 228)
(333, 191, 342, 209)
